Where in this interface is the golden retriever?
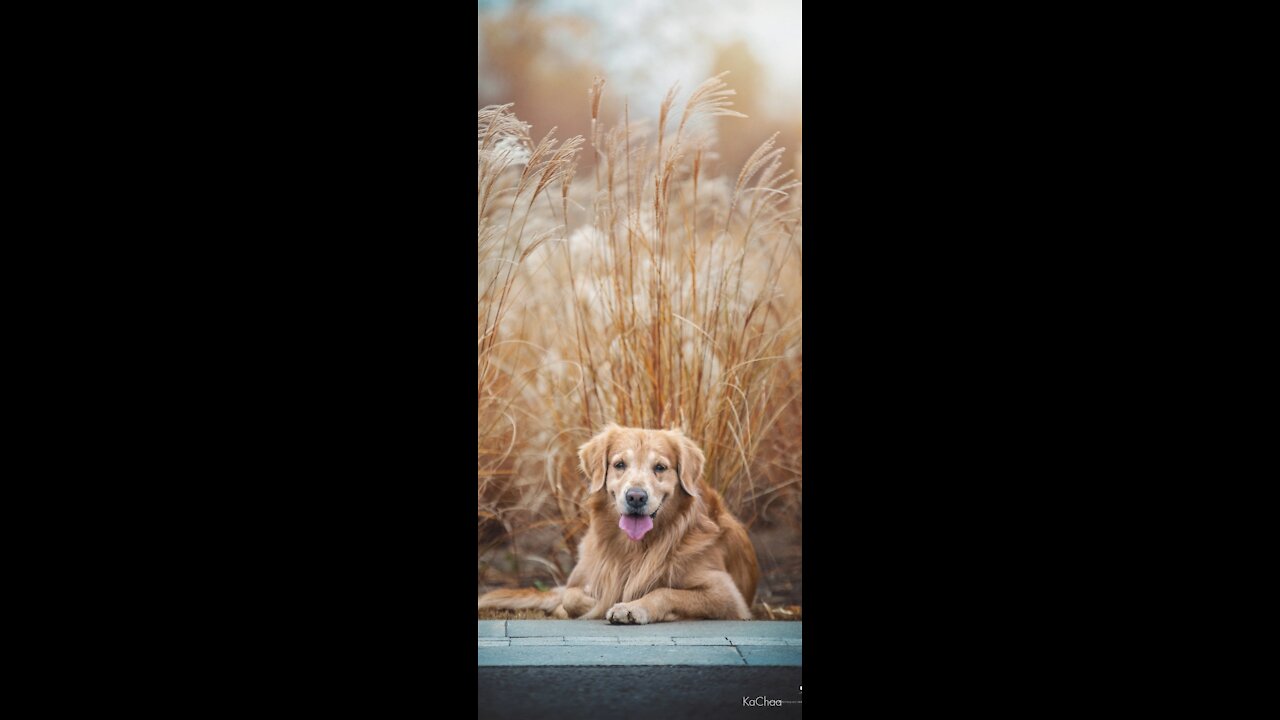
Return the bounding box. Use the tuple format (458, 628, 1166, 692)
(479, 424, 759, 623)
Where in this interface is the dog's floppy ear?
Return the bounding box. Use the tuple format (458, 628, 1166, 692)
(672, 430, 705, 497)
(578, 424, 618, 493)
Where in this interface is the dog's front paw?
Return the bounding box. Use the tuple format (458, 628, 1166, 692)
(606, 602, 650, 625)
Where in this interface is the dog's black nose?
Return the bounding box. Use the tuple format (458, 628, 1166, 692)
(625, 489, 648, 509)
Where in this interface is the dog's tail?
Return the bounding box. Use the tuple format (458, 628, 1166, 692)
(478, 586, 564, 612)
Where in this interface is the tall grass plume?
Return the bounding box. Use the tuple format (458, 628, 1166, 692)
(478, 75, 801, 605)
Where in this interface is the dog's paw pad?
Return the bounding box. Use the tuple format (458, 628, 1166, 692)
(606, 603, 650, 625)
(606, 603, 628, 624)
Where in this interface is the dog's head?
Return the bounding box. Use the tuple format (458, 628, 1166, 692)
(578, 424, 705, 541)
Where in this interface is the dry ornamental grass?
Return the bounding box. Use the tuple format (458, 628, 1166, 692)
(478, 74, 801, 609)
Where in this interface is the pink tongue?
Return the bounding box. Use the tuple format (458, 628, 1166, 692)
(619, 514, 654, 541)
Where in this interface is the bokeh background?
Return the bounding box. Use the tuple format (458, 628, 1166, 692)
(479, 0, 802, 617)
(479, 0, 801, 182)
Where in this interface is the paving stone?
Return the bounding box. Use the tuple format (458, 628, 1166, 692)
(506, 620, 624, 637)
(616, 637, 675, 645)
(477, 620, 507, 638)
(727, 637, 789, 646)
(478, 639, 510, 647)
(738, 645, 802, 667)
(504, 620, 800, 638)
(510, 637, 566, 645)
(478, 645, 746, 666)
(564, 636, 621, 644)
(672, 637, 731, 645)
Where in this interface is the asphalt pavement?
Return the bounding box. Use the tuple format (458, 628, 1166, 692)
(479, 666, 803, 720)
(478, 620, 803, 718)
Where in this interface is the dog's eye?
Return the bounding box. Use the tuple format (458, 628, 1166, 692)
(654, 464, 667, 473)
(613, 461, 626, 470)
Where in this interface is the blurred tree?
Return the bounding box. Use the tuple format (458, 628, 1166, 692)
(710, 40, 762, 173)
(709, 39, 800, 181)
(479, 0, 597, 144)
